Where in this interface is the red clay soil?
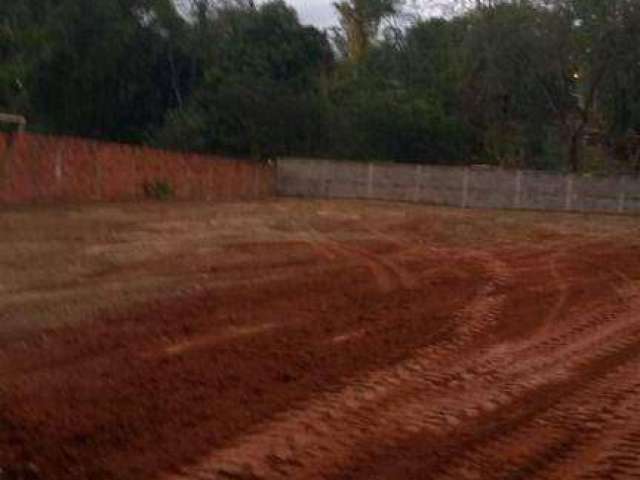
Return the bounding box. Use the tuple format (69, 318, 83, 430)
(2, 204, 640, 480)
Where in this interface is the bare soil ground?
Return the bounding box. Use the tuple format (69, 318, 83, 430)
(1, 199, 640, 480)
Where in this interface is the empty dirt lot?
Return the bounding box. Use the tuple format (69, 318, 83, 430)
(2, 199, 640, 480)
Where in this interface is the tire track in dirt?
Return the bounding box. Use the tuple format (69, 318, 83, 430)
(156, 222, 424, 358)
(160, 250, 513, 480)
(0, 237, 365, 378)
(162, 323, 281, 356)
(546, 375, 640, 480)
(541, 252, 571, 326)
(463, 297, 637, 391)
(161, 243, 640, 480)
(576, 418, 640, 480)
(444, 241, 640, 388)
(331, 248, 640, 480)
(0, 246, 482, 480)
(329, 312, 640, 480)
(302, 213, 422, 293)
(6, 203, 640, 480)
(433, 343, 640, 480)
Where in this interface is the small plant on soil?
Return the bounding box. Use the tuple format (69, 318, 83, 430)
(143, 179, 175, 200)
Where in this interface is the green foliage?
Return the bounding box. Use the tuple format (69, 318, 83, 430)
(459, 3, 573, 167)
(143, 179, 175, 200)
(3, 0, 640, 172)
(0, 0, 54, 115)
(326, 72, 471, 163)
(0, 0, 192, 141)
(333, 0, 403, 62)
(154, 0, 333, 158)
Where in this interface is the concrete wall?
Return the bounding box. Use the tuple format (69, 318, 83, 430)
(278, 158, 640, 215)
(0, 132, 275, 204)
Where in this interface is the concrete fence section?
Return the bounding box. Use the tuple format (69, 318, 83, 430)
(0, 132, 275, 204)
(278, 158, 640, 215)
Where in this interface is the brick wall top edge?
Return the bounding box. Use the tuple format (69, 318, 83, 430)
(0, 131, 254, 165)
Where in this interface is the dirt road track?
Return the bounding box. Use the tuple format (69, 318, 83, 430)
(1, 200, 640, 480)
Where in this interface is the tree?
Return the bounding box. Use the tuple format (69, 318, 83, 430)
(597, 2, 640, 172)
(561, 0, 640, 171)
(333, 0, 403, 63)
(15, 0, 190, 141)
(4, 0, 639, 171)
(459, 1, 574, 168)
(155, 0, 333, 157)
(0, 0, 56, 116)
(322, 16, 472, 164)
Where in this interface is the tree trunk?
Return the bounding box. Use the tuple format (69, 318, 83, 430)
(168, 47, 183, 110)
(569, 131, 580, 173)
(568, 119, 587, 173)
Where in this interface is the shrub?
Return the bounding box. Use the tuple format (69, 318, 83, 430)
(143, 179, 174, 200)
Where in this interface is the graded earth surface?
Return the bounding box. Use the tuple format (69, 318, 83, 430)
(1, 199, 640, 479)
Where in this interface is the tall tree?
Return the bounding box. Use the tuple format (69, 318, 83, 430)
(0, 0, 56, 116)
(460, 1, 573, 168)
(556, 0, 640, 171)
(333, 0, 403, 62)
(30, 0, 190, 141)
(155, 0, 333, 157)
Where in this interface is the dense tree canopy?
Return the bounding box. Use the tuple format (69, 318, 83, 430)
(156, 0, 333, 156)
(1, 0, 640, 172)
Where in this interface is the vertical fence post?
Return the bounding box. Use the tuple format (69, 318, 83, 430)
(565, 175, 574, 211)
(618, 177, 627, 214)
(225, 161, 233, 200)
(0, 117, 26, 196)
(618, 191, 626, 214)
(93, 143, 102, 201)
(322, 160, 330, 198)
(514, 170, 523, 209)
(253, 163, 259, 198)
(0, 134, 12, 190)
(367, 162, 374, 199)
(461, 167, 470, 208)
(413, 164, 423, 203)
(207, 162, 214, 201)
(54, 145, 64, 201)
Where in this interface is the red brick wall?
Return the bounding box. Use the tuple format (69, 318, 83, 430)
(0, 132, 275, 204)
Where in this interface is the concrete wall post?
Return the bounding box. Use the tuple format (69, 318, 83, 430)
(367, 162, 375, 199)
(565, 175, 574, 211)
(514, 170, 523, 209)
(461, 167, 470, 208)
(413, 165, 423, 203)
(322, 160, 330, 198)
(276, 158, 640, 217)
(618, 177, 627, 214)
